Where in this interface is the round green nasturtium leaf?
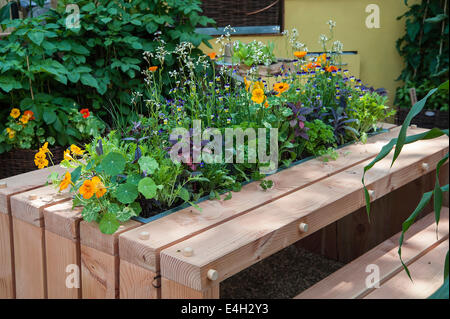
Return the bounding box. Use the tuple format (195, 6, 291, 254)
(115, 183, 139, 204)
(102, 152, 126, 176)
(138, 156, 159, 174)
(127, 173, 143, 186)
(138, 177, 157, 199)
(99, 212, 120, 235)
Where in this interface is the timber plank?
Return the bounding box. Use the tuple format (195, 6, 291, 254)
(0, 166, 66, 298)
(159, 134, 448, 291)
(119, 259, 160, 299)
(296, 208, 449, 299)
(0, 213, 14, 298)
(364, 239, 449, 299)
(80, 220, 141, 299)
(119, 125, 406, 274)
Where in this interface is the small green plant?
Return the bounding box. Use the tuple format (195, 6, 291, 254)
(347, 92, 396, 143)
(304, 120, 337, 157)
(232, 40, 277, 67)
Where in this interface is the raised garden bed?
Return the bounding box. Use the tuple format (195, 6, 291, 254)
(396, 108, 449, 130)
(1, 123, 448, 299)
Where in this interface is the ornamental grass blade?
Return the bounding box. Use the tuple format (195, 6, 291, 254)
(398, 190, 434, 280)
(392, 88, 438, 167)
(434, 153, 449, 229)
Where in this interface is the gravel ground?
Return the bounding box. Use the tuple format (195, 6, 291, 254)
(220, 246, 344, 299)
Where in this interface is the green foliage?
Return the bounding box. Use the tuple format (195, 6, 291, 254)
(396, 0, 449, 84)
(304, 120, 336, 156)
(395, 79, 449, 110)
(232, 40, 277, 67)
(347, 92, 396, 139)
(362, 80, 449, 293)
(0, 0, 214, 120)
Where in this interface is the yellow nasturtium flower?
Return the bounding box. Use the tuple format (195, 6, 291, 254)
(70, 144, 85, 156)
(253, 81, 264, 91)
(20, 115, 29, 124)
(63, 149, 72, 161)
(10, 108, 20, 119)
(34, 151, 49, 169)
(251, 88, 266, 104)
(244, 77, 251, 92)
(6, 128, 15, 139)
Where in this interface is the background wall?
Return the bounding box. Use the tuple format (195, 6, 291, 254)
(201, 0, 420, 108)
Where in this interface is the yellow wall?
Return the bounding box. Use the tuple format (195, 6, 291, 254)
(201, 0, 418, 107)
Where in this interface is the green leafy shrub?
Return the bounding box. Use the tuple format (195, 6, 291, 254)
(395, 80, 449, 111)
(0, 0, 214, 120)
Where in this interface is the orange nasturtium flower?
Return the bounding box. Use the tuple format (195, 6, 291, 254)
(79, 179, 96, 199)
(59, 172, 72, 191)
(273, 82, 290, 95)
(326, 65, 338, 73)
(251, 88, 266, 104)
(39, 142, 50, 155)
(92, 176, 107, 198)
(148, 66, 158, 72)
(244, 77, 251, 92)
(207, 52, 217, 60)
(316, 53, 327, 64)
(70, 144, 85, 156)
(6, 128, 15, 139)
(24, 110, 35, 120)
(10, 108, 20, 119)
(264, 101, 269, 109)
(294, 51, 307, 59)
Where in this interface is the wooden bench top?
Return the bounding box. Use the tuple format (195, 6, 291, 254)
(159, 132, 449, 291)
(296, 208, 449, 299)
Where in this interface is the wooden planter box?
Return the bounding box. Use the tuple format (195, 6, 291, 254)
(236, 60, 285, 77)
(1, 123, 448, 299)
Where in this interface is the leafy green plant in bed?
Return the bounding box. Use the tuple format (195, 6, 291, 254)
(362, 80, 449, 299)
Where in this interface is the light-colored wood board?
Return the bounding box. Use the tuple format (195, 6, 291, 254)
(119, 259, 160, 299)
(81, 244, 118, 299)
(13, 217, 46, 299)
(0, 165, 67, 215)
(0, 213, 14, 298)
(120, 125, 409, 272)
(335, 170, 436, 263)
(161, 278, 219, 299)
(296, 208, 449, 299)
(44, 201, 82, 241)
(80, 219, 141, 256)
(160, 134, 448, 291)
(364, 239, 449, 299)
(45, 230, 80, 299)
(11, 185, 71, 227)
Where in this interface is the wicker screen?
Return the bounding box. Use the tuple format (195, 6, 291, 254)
(200, 0, 283, 28)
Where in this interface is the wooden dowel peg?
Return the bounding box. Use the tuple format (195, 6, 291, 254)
(207, 269, 219, 281)
(368, 190, 375, 199)
(421, 163, 430, 171)
(0, 182, 7, 189)
(138, 231, 150, 240)
(410, 124, 417, 129)
(28, 194, 38, 200)
(182, 247, 194, 257)
(299, 223, 309, 233)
